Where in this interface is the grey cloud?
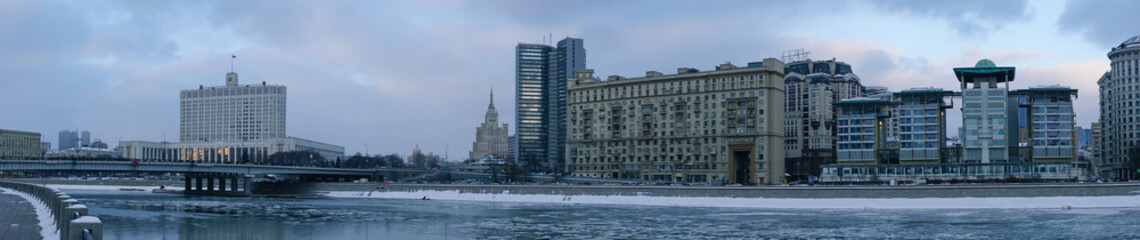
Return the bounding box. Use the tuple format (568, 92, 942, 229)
(3, 0, 1056, 159)
(854, 49, 897, 81)
(870, 0, 1031, 38)
(1, 0, 856, 157)
(1058, 0, 1140, 48)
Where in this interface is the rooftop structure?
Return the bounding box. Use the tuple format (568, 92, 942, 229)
(953, 59, 1016, 85)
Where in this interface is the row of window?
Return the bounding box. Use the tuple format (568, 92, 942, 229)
(899, 117, 939, 124)
(1031, 115, 1073, 122)
(899, 125, 938, 132)
(898, 109, 939, 116)
(900, 133, 940, 140)
(838, 143, 876, 149)
(1031, 131, 1074, 139)
(964, 118, 1006, 125)
(900, 142, 939, 148)
(838, 119, 875, 125)
(1031, 140, 1074, 146)
(838, 127, 876, 133)
(963, 109, 1007, 114)
(838, 135, 874, 141)
(964, 129, 1005, 136)
(964, 96, 1007, 102)
(1029, 123, 1074, 130)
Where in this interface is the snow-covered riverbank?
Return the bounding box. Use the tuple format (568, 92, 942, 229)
(47, 184, 164, 191)
(324, 189, 1140, 209)
(45, 182, 1140, 209)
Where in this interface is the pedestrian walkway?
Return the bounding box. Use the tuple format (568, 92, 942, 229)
(0, 188, 42, 240)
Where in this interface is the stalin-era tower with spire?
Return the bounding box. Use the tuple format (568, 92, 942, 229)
(470, 89, 511, 161)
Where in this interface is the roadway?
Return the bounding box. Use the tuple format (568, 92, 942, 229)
(0, 160, 433, 182)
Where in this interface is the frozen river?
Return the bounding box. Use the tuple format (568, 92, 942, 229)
(64, 189, 1140, 239)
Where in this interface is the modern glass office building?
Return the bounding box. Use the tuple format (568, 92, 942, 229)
(1011, 86, 1078, 162)
(514, 37, 585, 172)
(894, 88, 955, 164)
(826, 60, 1085, 183)
(835, 98, 893, 164)
(954, 59, 1015, 163)
(514, 43, 551, 169)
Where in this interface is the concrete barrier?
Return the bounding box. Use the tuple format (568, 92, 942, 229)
(69, 216, 101, 240)
(0, 180, 103, 240)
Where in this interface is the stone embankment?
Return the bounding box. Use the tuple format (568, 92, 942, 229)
(0, 180, 104, 240)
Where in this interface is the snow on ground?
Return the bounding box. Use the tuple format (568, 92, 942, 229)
(325, 190, 1140, 209)
(0, 187, 60, 240)
(37, 183, 1140, 209)
(47, 184, 163, 191)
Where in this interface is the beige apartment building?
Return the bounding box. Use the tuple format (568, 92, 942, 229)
(0, 128, 42, 159)
(565, 58, 786, 185)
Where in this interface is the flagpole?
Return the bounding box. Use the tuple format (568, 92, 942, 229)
(230, 54, 235, 72)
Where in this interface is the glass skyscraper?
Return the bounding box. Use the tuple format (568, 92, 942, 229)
(514, 37, 586, 172)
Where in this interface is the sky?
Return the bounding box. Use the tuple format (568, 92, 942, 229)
(1, 0, 1138, 160)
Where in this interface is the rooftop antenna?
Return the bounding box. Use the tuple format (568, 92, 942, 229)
(781, 49, 811, 63)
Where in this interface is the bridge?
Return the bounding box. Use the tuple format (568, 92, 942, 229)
(0, 160, 434, 196)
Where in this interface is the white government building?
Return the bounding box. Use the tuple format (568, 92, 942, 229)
(119, 71, 344, 163)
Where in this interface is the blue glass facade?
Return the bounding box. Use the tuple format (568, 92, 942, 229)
(515, 43, 551, 169)
(547, 38, 585, 172)
(893, 89, 954, 163)
(514, 38, 585, 172)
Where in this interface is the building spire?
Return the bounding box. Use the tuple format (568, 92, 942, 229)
(485, 87, 498, 124)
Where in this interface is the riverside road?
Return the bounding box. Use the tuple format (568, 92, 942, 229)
(0, 188, 42, 240)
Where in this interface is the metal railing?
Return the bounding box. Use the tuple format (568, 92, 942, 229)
(0, 180, 102, 240)
(820, 162, 1090, 183)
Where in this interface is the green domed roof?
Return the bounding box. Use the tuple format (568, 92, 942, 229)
(975, 59, 996, 68)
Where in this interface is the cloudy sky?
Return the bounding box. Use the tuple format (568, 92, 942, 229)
(1, 0, 1137, 160)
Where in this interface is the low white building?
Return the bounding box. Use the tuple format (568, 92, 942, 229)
(119, 137, 344, 164)
(45, 147, 121, 159)
(118, 70, 345, 164)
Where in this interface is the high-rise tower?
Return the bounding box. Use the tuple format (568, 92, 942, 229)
(782, 59, 864, 180)
(514, 37, 585, 172)
(470, 89, 510, 161)
(1098, 34, 1140, 180)
(180, 72, 286, 142)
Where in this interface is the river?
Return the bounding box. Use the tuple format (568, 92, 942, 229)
(64, 189, 1140, 239)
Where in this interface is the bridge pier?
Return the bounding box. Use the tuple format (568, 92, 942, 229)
(185, 173, 250, 196)
(230, 176, 242, 193)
